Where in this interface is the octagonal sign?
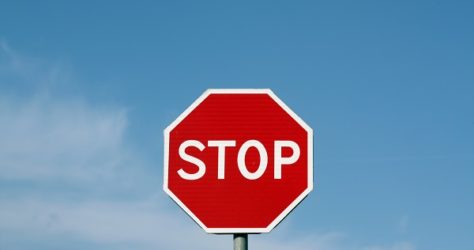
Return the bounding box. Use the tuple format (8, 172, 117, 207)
(163, 89, 313, 233)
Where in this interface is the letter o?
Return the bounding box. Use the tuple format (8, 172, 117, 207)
(237, 140, 268, 180)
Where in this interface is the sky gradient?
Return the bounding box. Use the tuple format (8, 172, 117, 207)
(0, 1, 473, 250)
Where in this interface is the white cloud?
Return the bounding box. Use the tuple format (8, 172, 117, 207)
(0, 196, 230, 250)
(0, 96, 129, 182)
(0, 41, 144, 188)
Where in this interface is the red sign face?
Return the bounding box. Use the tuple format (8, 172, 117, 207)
(164, 89, 313, 233)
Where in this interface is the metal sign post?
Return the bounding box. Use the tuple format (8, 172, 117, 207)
(233, 234, 248, 250)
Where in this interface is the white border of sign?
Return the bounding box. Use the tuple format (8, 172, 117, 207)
(163, 89, 313, 234)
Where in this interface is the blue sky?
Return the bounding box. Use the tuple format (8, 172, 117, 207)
(0, 1, 473, 249)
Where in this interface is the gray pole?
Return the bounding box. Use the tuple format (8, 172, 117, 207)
(233, 234, 248, 250)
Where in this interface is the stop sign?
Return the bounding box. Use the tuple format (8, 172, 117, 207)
(164, 89, 313, 233)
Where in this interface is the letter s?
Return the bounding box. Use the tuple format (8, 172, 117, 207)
(178, 140, 206, 180)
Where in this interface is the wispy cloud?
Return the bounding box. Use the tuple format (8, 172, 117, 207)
(398, 215, 409, 233)
(0, 197, 230, 250)
(1, 39, 69, 90)
(0, 96, 128, 182)
(0, 41, 145, 189)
